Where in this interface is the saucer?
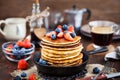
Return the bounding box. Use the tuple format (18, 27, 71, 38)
(80, 24, 120, 40)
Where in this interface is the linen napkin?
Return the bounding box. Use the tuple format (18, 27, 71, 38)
(10, 64, 116, 80)
(104, 46, 120, 61)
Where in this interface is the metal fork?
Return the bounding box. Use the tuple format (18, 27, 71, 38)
(92, 61, 114, 80)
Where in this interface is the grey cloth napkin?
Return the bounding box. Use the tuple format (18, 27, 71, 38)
(105, 46, 120, 61)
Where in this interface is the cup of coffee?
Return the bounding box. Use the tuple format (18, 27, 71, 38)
(89, 20, 117, 48)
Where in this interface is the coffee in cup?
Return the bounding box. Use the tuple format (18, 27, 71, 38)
(89, 20, 117, 47)
(91, 26, 113, 46)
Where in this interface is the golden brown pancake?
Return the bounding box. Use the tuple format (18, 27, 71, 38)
(41, 53, 83, 63)
(41, 36, 81, 45)
(47, 59, 83, 67)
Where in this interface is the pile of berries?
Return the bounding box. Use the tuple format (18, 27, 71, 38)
(4, 39, 32, 60)
(46, 25, 76, 41)
(14, 73, 37, 80)
(14, 60, 38, 80)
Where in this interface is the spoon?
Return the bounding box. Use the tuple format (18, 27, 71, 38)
(87, 46, 108, 55)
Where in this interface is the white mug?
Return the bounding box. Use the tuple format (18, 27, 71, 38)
(0, 18, 26, 40)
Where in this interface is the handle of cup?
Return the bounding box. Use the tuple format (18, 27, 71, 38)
(112, 24, 120, 35)
(0, 20, 6, 36)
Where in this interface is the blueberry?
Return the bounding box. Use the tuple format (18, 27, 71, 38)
(14, 45, 20, 50)
(55, 28, 61, 33)
(70, 32, 76, 38)
(51, 34, 56, 40)
(21, 72, 27, 77)
(20, 48, 26, 54)
(15, 54, 21, 60)
(62, 24, 68, 30)
(14, 76, 21, 80)
(93, 67, 100, 74)
(12, 48, 19, 54)
(38, 58, 46, 65)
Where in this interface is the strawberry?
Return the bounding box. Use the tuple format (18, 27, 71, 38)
(57, 32, 64, 38)
(16, 40, 24, 47)
(64, 32, 74, 41)
(57, 25, 62, 29)
(23, 38, 30, 43)
(17, 59, 29, 70)
(46, 32, 52, 37)
(23, 42, 32, 48)
(7, 44, 14, 49)
(28, 74, 36, 80)
(68, 25, 74, 32)
(5, 47, 12, 52)
(22, 39, 32, 48)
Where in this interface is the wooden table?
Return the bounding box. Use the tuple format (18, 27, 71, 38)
(0, 34, 120, 80)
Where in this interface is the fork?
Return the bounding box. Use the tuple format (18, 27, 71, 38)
(92, 61, 114, 80)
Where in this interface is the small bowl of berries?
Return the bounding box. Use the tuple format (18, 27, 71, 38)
(2, 39, 35, 62)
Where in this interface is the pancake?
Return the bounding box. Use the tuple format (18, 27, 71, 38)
(41, 50, 81, 59)
(41, 41, 82, 50)
(41, 40, 81, 47)
(41, 53, 83, 63)
(41, 36, 81, 45)
(41, 46, 82, 55)
(47, 59, 83, 67)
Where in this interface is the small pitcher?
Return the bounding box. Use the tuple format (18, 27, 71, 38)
(0, 18, 26, 40)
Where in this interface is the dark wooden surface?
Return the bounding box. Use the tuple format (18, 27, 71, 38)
(0, 35, 120, 80)
(0, 0, 120, 80)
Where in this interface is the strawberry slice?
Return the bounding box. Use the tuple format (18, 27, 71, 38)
(46, 31, 56, 37)
(57, 32, 64, 38)
(68, 25, 74, 32)
(17, 59, 29, 70)
(64, 32, 74, 41)
(57, 25, 62, 29)
(28, 74, 36, 80)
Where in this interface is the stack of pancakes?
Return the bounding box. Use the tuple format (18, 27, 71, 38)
(41, 36, 83, 66)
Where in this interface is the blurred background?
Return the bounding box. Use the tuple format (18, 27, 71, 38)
(0, 0, 120, 26)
